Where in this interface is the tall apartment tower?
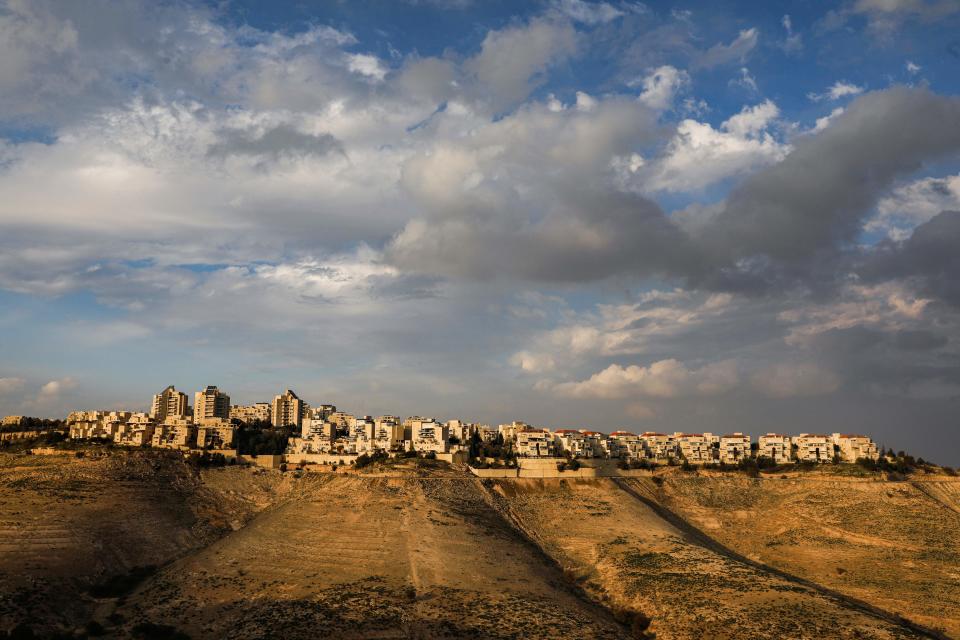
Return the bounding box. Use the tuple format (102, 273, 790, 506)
(194, 386, 231, 424)
(272, 389, 305, 428)
(150, 385, 190, 422)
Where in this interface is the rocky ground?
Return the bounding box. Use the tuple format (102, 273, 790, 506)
(0, 451, 956, 639)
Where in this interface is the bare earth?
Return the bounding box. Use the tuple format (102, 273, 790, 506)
(0, 452, 957, 639)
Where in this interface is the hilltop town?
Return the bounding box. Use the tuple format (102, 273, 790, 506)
(2, 384, 898, 476)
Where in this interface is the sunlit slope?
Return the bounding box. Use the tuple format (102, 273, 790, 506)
(117, 475, 631, 639)
(487, 477, 927, 640)
(650, 475, 960, 637)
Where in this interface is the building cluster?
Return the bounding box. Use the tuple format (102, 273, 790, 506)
(59, 385, 880, 464)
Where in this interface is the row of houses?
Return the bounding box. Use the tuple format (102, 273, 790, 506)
(516, 429, 879, 464)
(67, 411, 236, 451)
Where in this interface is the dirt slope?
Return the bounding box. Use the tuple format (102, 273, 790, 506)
(650, 475, 960, 637)
(485, 477, 928, 640)
(114, 474, 630, 639)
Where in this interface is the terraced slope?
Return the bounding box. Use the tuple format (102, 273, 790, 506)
(114, 475, 631, 639)
(486, 477, 929, 640)
(650, 475, 960, 637)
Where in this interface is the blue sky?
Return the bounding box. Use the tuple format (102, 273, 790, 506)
(1, 0, 960, 463)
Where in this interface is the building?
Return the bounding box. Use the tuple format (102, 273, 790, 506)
(1, 416, 24, 427)
(552, 429, 594, 457)
(412, 420, 450, 453)
(115, 414, 156, 447)
(516, 428, 553, 457)
(794, 434, 835, 462)
(674, 433, 717, 464)
(639, 432, 677, 462)
(152, 417, 196, 449)
(230, 403, 271, 424)
(757, 434, 792, 464)
(374, 416, 404, 451)
(150, 386, 190, 422)
(272, 389, 306, 428)
(718, 433, 752, 464)
(197, 420, 237, 450)
(194, 386, 230, 425)
(498, 421, 529, 442)
(68, 411, 132, 440)
(832, 434, 879, 462)
(609, 431, 642, 459)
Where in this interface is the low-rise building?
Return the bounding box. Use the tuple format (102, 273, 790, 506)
(719, 433, 752, 464)
(374, 416, 404, 451)
(412, 420, 450, 453)
(794, 434, 835, 462)
(757, 434, 792, 464)
(197, 420, 237, 450)
(498, 421, 529, 442)
(552, 429, 594, 457)
(609, 431, 642, 459)
(832, 433, 879, 462)
(152, 417, 196, 449)
(230, 403, 271, 424)
(674, 433, 717, 464)
(1, 416, 24, 427)
(516, 428, 553, 457)
(639, 432, 677, 462)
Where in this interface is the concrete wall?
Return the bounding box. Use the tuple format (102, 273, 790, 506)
(286, 453, 358, 466)
(469, 457, 655, 479)
(238, 454, 283, 469)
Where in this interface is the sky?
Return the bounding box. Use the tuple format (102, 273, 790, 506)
(1, 0, 960, 463)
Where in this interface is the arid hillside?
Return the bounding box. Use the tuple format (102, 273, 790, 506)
(1, 452, 957, 640)
(647, 474, 960, 637)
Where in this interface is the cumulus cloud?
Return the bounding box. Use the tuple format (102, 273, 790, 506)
(554, 358, 740, 399)
(865, 173, 960, 240)
(38, 377, 77, 398)
(636, 65, 690, 110)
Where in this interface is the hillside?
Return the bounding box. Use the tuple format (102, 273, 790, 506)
(0, 453, 957, 639)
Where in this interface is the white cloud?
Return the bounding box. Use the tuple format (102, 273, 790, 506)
(813, 107, 845, 132)
(345, 53, 388, 82)
(636, 65, 690, 110)
(729, 67, 759, 94)
(695, 28, 759, 69)
(808, 81, 865, 102)
(865, 173, 960, 240)
(39, 377, 77, 398)
(551, 0, 624, 24)
(780, 14, 803, 54)
(643, 100, 788, 192)
(906, 60, 921, 74)
(553, 358, 740, 399)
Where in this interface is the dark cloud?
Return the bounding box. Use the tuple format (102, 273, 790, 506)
(207, 125, 344, 160)
(704, 88, 960, 265)
(895, 329, 949, 351)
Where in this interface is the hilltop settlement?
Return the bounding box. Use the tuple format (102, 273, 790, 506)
(1, 384, 888, 474)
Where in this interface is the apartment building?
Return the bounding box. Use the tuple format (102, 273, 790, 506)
(794, 434, 835, 462)
(757, 434, 792, 464)
(194, 386, 230, 424)
(374, 416, 404, 451)
(832, 434, 880, 462)
(552, 430, 592, 457)
(498, 421, 529, 441)
(150, 386, 190, 422)
(446, 419, 472, 443)
(230, 403, 271, 424)
(516, 428, 553, 457)
(674, 433, 717, 464)
(609, 431, 642, 459)
(412, 421, 450, 453)
(719, 433, 752, 464)
(1, 416, 24, 427)
(114, 413, 156, 446)
(639, 432, 677, 462)
(152, 418, 196, 449)
(272, 389, 307, 428)
(68, 411, 133, 440)
(197, 420, 237, 450)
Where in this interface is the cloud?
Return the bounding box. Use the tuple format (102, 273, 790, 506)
(550, 0, 625, 24)
(751, 362, 841, 397)
(553, 358, 740, 399)
(694, 28, 759, 69)
(464, 18, 578, 113)
(643, 100, 787, 192)
(0, 377, 26, 395)
(808, 81, 865, 102)
(906, 60, 921, 74)
(38, 376, 77, 398)
(345, 53, 388, 82)
(779, 14, 803, 54)
(703, 88, 960, 264)
(207, 125, 344, 161)
(636, 65, 690, 110)
(865, 173, 960, 240)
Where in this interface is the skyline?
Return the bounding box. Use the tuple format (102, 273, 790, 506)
(2, 0, 960, 465)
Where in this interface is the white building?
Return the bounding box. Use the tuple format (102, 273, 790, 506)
(197, 420, 237, 450)
(757, 434, 792, 464)
(674, 433, 717, 464)
(231, 403, 271, 424)
(516, 428, 553, 457)
(639, 432, 677, 462)
(114, 414, 156, 447)
(152, 417, 196, 449)
(832, 434, 879, 462)
(718, 433, 752, 464)
(412, 420, 450, 453)
(609, 431, 642, 459)
(794, 434, 835, 462)
(553, 430, 594, 458)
